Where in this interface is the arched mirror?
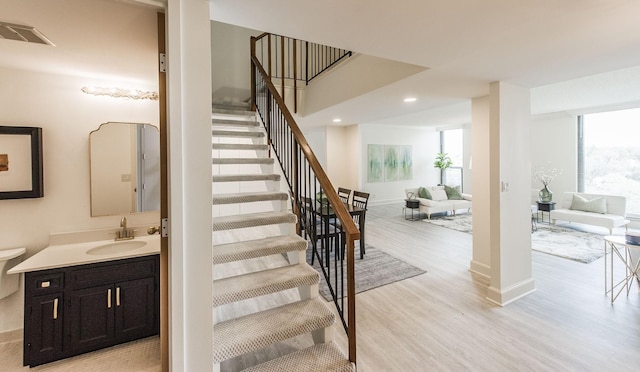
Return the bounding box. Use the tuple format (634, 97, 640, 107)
(89, 122, 160, 217)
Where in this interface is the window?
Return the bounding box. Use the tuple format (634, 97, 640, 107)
(441, 129, 463, 188)
(579, 108, 640, 217)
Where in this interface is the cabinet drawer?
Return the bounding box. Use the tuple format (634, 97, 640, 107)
(27, 271, 65, 293)
(68, 256, 158, 290)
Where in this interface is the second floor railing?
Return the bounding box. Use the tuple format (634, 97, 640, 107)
(252, 33, 352, 113)
(251, 35, 359, 365)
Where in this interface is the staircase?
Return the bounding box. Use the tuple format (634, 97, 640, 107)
(212, 104, 354, 371)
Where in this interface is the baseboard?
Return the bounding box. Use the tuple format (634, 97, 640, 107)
(469, 260, 490, 279)
(0, 328, 22, 344)
(486, 278, 536, 306)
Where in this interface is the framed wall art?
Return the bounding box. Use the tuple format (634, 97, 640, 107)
(0, 126, 44, 199)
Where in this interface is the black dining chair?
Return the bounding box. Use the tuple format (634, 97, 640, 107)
(301, 197, 341, 265)
(338, 187, 352, 204)
(351, 191, 370, 258)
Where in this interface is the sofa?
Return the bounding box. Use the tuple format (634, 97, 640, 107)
(405, 186, 472, 219)
(550, 192, 630, 235)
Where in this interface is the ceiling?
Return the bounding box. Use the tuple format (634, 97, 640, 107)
(210, 0, 640, 127)
(3, 1, 640, 128)
(0, 0, 160, 86)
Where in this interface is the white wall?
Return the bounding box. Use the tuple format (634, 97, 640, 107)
(0, 9, 158, 334)
(530, 112, 578, 199)
(360, 124, 439, 204)
(326, 126, 350, 190)
(302, 127, 327, 169)
(211, 21, 261, 105)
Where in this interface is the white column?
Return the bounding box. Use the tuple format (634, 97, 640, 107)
(470, 96, 492, 278)
(167, 0, 213, 370)
(486, 82, 535, 306)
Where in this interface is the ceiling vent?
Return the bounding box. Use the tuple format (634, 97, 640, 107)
(0, 22, 54, 46)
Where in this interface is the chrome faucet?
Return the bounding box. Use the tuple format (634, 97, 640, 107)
(115, 217, 134, 241)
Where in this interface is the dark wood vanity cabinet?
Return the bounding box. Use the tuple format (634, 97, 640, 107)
(23, 255, 159, 367)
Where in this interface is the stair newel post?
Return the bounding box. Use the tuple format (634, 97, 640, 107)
(250, 36, 257, 111)
(267, 35, 272, 78)
(346, 237, 357, 364)
(305, 41, 309, 85)
(292, 138, 299, 233)
(266, 86, 272, 158)
(280, 35, 285, 106)
(293, 39, 298, 114)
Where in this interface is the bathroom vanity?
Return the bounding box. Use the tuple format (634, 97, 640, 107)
(8, 235, 160, 367)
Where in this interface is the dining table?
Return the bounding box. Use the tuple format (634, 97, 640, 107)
(316, 202, 367, 259)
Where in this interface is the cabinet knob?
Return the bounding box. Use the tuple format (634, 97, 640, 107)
(107, 289, 112, 309)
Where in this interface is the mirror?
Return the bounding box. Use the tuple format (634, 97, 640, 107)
(89, 122, 160, 217)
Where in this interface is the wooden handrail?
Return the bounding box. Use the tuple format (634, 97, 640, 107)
(251, 55, 360, 241)
(251, 45, 358, 363)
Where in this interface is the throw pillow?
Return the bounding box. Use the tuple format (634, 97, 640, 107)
(569, 194, 607, 214)
(418, 187, 432, 200)
(444, 185, 463, 200)
(430, 189, 448, 201)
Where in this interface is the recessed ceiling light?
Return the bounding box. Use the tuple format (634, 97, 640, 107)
(404, 97, 417, 103)
(333, 118, 342, 123)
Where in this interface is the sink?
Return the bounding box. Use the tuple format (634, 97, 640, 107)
(86, 240, 147, 256)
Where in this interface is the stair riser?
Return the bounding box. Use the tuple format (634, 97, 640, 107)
(213, 200, 287, 218)
(213, 182, 280, 196)
(211, 150, 270, 164)
(213, 163, 274, 176)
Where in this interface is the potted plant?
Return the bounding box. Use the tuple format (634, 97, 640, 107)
(434, 152, 453, 185)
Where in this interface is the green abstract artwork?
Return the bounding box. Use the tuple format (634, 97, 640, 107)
(368, 144, 413, 183)
(367, 145, 384, 182)
(384, 145, 399, 181)
(399, 145, 413, 180)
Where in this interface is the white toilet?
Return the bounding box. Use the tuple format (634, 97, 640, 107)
(0, 247, 26, 300)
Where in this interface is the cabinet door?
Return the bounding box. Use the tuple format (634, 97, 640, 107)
(115, 277, 157, 342)
(26, 293, 64, 366)
(68, 284, 115, 353)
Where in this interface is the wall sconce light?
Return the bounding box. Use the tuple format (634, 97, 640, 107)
(81, 86, 158, 101)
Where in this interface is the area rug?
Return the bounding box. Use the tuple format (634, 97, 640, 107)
(307, 245, 426, 302)
(425, 214, 605, 264)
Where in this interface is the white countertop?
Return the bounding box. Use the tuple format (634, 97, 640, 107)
(8, 235, 160, 274)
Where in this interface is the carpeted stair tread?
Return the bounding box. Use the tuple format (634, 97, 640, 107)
(212, 191, 288, 205)
(241, 342, 354, 372)
(212, 129, 265, 138)
(212, 118, 259, 127)
(213, 298, 335, 362)
(212, 211, 296, 231)
(213, 158, 274, 165)
(213, 235, 307, 264)
(213, 143, 269, 151)
(213, 174, 280, 183)
(213, 264, 319, 306)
